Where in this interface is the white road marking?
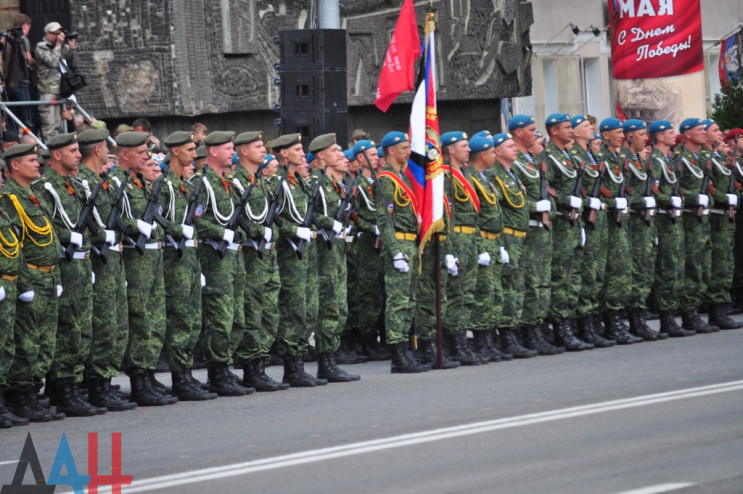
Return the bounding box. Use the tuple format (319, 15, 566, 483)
(0, 460, 18, 466)
(64, 380, 743, 493)
(617, 483, 695, 494)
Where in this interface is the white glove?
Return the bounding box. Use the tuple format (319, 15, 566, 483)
(56, 285, 63, 298)
(344, 225, 353, 236)
(727, 194, 738, 206)
(500, 246, 510, 264)
(137, 219, 152, 238)
(0, 286, 5, 302)
(569, 196, 582, 210)
(91, 272, 96, 285)
(263, 227, 272, 242)
(182, 224, 194, 240)
(151, 222, 158, 231)
(332, 220, 343, 234)
(697, 194, 709, 207)
(222, 228, 235, 244)
(69, 232, 83, 248)
(296, 227, 312, 242)
(200, 273, 206, 287)
(535, 200, 551, 212)
(445, 254, 458, 276)
(478, 252, 491, 266)
(19, 290, 34, 303)
(374, 225, 380, 236)
(580, 227, 586, 247)
(614, 197, 628, 210)
(643, 197, 656, 209)
(589, 197, 601, 210)
(670, 196, 682, 209)
(104, 229, 116, 245)
(393, 252, 409, 273)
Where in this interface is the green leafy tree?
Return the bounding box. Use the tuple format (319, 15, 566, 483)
(711, 76, 743, 130)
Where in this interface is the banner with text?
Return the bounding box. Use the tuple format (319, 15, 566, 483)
(609, 0, 703, 79)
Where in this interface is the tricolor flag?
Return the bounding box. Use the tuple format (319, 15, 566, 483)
(405, 11, 445, 256)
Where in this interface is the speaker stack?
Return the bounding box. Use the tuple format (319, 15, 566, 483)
(278, 29, 348, 150)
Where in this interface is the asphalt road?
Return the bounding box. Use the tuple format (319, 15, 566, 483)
(1, 321, 742, 494)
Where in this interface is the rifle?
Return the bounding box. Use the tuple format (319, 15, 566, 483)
(670, 157, 683, 224)
(727, 140, 738, 222)
(295, 166, 329, 259)
(643, 156, 655, 225)
(134, 170, 170, 254)
(569, 160, 585, 225)
(63, 171, 108, 261)
(175, 173, 206, 258)
(586, 160, 605, 228)
(256, 171, 285, 258)
(614, 158, 629, 226)
(539, 159, 551, 230)
(697, 156, 713, 222)
(96, 169, 131, 263)
(215, 176, 257, 259)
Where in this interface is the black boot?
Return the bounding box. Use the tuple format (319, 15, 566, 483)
(591, 313, 606, 338)
(447, 331, 483, 365)
(208, 365, 253, 396)
(489, 330, 514, 361)
(302, 344, 318, 362)
(0, 388, 29, 426)
(335, 333, 369, 365)
(471, 331, 494, 362)
(172, 371, 218, 400)
(130, 374, 173, 406)
(317, 353, 360, 383)
(627, 308, 660, 341)
(500, 328, 538, 358)
(73, 383, 107, 415)
(708, 303, 743, 330)
(577, 316, 615, 348)
(390, 342, 428, 373)
(148, 371, 173, 395)
(553, 320, 594, 351)
(88, 379, 137, 412)
(681, 309, 719, 334)
(54, 381, 98, 417)
(603, 311, 642, 344)
(242, 359, 289, 391)
(419, 338, 460, 369)
(659, 311, 695, 337)
(7, 389, 53, 422)
(281, 357, 317, 387)
(361, 332, 391, 361)
(523, 325, 565, 355)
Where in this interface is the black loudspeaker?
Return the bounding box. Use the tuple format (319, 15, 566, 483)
(280, 29, 347, 71)
(281, 111, 348, 150)
(280, 71, 347, 113)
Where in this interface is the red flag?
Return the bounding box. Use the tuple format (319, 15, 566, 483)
(615, 101, 627, 121)
(375, 0, 421, 112)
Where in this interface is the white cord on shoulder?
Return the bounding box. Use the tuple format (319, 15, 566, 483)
(512, 158, 539, 179)
(357, 185, 375, 211)
(657, 158, 677, 184)
(710, 156, 731, 176)
(605, 163, 624, 184)
(43, 181, 77, 230)
(232, 177, 268, 222)
(79, 178, 106, 229)
(681, 157, 704, 179)
(627, 161, 647, 181)
(548, 154, 577, 178)
(202, 175, 234, 225)
(281, 180, 306, 223)
(111, 176, 133, 219)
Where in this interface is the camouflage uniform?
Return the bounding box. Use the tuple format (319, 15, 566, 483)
(35, 40, 75, 140)
(0, 209, 23, 391)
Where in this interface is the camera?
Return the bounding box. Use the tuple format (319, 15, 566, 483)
(61, 28, 78, 41)
(1, 26, 24, 38)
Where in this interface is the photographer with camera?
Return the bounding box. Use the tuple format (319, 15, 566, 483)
(35, 21, 76, 140)
(1, 14, 37, 133)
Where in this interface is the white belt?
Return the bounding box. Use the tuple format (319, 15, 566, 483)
(345, 235, 355, 243)
(334, 231, 347, 239)
(227, 242, 241, 251)
(710, 208, 727, 215)
(657, 209, 683, 217)
(528, 219, 545, 228)
(181, 239, 197, 247)
(110, 243, 122, 252)
(61, 250, 90, 260)
(144, 242, 162, 250)
(683, 208, 709, 216)
(630, 209, 656, 216)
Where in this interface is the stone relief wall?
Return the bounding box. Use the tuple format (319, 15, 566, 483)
(70, 0, 533, 120)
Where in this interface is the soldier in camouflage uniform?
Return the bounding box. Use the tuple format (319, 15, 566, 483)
(510, 115, 565, 354)
(35, 22, 76, 140)
(674, 118, 719, 334)
(1, 143, 63, 422)
(376, 131, 427, 373)
(231, 132, 288, 392)
(308, 134, 360, 382)
(598, 118, 643, 344)
(545, 114, 594, 351)
(648, 121, 694, 337)
(622, 119, 665, 341)
(192, 131, 254, 397)
(700, 119, 742, 329)
(160, 131, 217, 401)
(76, 129, 139, 411)
(568, 116, 615, 348)
(33, 133, 103, 417)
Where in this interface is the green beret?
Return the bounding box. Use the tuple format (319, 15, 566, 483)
(272, 133, 302, 151)
(116, 131, 150, 148)
(164, 131, 195, 148)
(0, 159, 5, 170)
(46, 132, 78, 150)
(204, 131, 235, 147)
(3, 143, 40, 161)
(78, 129, 110, 146)
(234, 131, 263, 147)
(90, 120, 107, 130)
(195, 145, 206, 160)
(309, 133, 337, 153)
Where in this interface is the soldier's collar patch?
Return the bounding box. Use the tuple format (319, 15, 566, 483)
(194, 204, 205, 218)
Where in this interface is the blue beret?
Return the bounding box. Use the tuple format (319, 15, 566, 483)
(352, 139, 376, 158)
(377, 146, 383, 156)
(343, 149, 355, 161)
(591, 132, 602, 142)
(492, 132, 513, 149)
(701, 119, 716, 130)
(536, 131, 544, 139)
(306, 152, 315, 163)
(622, 119, 647, 133)
(679, 118, 703, 133)
(570, 115, 589, 129)
(472, 130, 491, 139)
(648, 120, 673, 134)
(545, 113, 570, 128)
(258, 154, 274, 174)
(600, 118, 623, 132)
(440, 131, 468, 146)
(508, 115, 535, 131)
(469, 135, 494, 153)
(231, 152, 239, 165)
(381, 131, 409, 148)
